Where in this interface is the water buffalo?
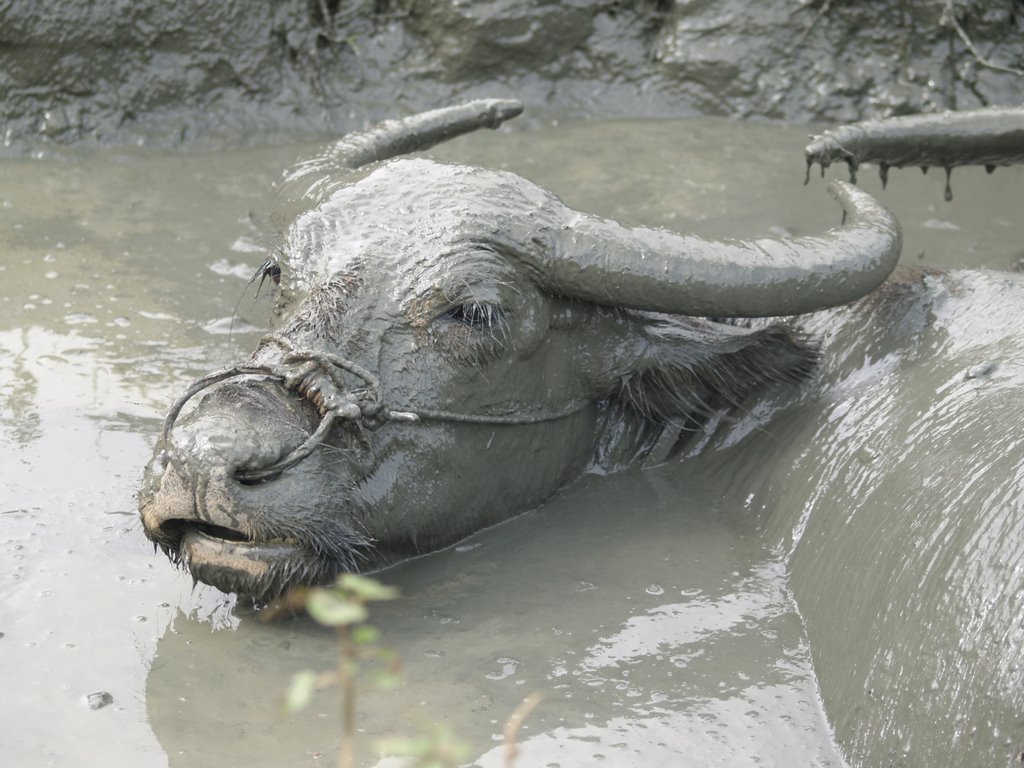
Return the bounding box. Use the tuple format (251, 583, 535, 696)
(138, 98, 904, 602)
(139, 101, 1024, 766)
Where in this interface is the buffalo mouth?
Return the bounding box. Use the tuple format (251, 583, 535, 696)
(181, 522, 305, 563)
(151, 517, 363, 603)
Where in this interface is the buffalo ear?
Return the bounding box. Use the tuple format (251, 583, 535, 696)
(584, 311, 817, 425)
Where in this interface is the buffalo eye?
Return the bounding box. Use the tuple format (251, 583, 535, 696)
(443, 302, 502, 330)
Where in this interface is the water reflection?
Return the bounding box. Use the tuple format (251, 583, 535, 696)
(0, 328, 43, 444)
(146, 468, 844, 767)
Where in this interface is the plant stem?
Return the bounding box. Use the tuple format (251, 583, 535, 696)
(339, 625, 355, 768)
(503, 691, 543, 768)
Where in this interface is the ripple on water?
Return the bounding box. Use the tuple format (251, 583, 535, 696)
(201, 317, 259, 335)
(485, 657, 521, 681)
(63, 313, 96, 325)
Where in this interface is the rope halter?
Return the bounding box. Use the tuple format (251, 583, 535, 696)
(160, 334, 591, 483)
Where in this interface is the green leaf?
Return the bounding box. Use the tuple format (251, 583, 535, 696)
(369, 668, 402, 690)
(337, 574, 399, 602)
(351, 624, 381, 646)
(306, 588, 368, 626)
(284, 670, 317, 712)
(376, 734, 431, 758)
(377, 727, 470, 767)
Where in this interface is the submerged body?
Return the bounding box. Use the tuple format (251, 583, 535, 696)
(731, 269, 1024, 768)
(796, 107, 1024, 765)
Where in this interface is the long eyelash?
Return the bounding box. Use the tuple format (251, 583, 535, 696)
(432, 299, 509, 368)
(446, 302, 501, 328)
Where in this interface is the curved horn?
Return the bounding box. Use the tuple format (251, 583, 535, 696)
(538, 180, 901, 318)
(805, 106, 1024, 184)
(283, 99, 523, 204)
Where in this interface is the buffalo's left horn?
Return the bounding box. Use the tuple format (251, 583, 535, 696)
(282, 99, 523, 205)
(539, 180, 901, 318)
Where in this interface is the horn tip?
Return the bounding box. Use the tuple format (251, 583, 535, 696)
(485, 98, 524, 127)
(463, 98, 524, 128)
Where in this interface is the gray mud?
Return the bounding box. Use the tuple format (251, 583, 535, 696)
(1, 118, 1022, 767)
(2, 0, 1023, 151)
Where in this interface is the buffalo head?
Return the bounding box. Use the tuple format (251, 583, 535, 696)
(139, 99, 901, 601)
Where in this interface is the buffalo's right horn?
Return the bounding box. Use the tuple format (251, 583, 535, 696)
(536, 180, 901, 318)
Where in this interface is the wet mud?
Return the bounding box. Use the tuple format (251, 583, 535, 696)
(2, 0, 1023, 150)
(3, 117, 1023, 767)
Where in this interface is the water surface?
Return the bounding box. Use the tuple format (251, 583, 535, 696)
(2, 117, 1020, 767)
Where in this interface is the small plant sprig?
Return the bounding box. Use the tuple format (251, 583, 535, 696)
(263, 573, 535, 768)
(265, 574, 401, 768)
(376, 725, 471, 768)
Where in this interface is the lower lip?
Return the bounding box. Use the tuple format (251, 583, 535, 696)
(182, 527, 303, 571)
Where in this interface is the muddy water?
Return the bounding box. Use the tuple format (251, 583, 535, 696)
(1, 118, 1021, 768)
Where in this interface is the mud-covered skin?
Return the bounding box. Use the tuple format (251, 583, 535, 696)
(138, 102, 901, 602)
(706, 269, 1024, 768)
(805, 106, 1024, 197)
(798, 111, 1024, 763)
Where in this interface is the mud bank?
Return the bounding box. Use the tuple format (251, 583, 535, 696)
(3, 0, 1023, 150)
